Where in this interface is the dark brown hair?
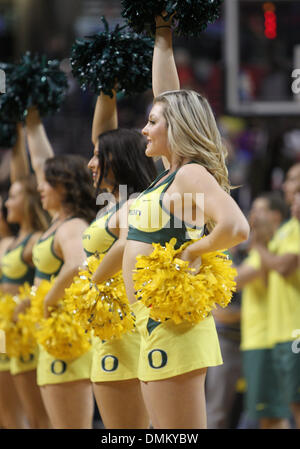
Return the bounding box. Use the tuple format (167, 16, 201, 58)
(44, 154, 97, 223)
(97, 128, 157, 196)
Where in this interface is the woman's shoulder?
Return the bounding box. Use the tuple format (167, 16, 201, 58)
(0, 236, 15, 256)
(177, 162, 206, 175)
(56, 217, 89, 237)
(26, 231, 43, 248)
(22, 232, 42, 264)
(175, 162, 216, 187)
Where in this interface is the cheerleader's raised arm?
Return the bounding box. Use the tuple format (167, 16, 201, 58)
(91, 90, 118, 146)
(10, 123, 30, 184)
(25, 107, 54, 186)
(152, 14, 180, 98)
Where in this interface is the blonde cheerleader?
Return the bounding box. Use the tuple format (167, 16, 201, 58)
(121, 14, 250, 429)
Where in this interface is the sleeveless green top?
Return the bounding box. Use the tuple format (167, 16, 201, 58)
(127, 164, 204, 249)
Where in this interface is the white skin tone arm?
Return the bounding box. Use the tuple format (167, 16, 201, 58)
(43, 219, 88, 318)
(9, 121, 43, 321)
(153, 15, 179, 171)
(178, 164, 250, 261)
(91, 90, 118, 146)
(25, 107, 54, 185)
(91, 201, 131, 284)
(90, 17, 179, 282)
(10, 123, 30, 183)
(152, 15, 180, 98)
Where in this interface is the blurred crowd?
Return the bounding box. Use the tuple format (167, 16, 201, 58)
(206, 162, 300, 429)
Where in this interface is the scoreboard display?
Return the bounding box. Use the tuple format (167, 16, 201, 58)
(225, 0, 300, 115)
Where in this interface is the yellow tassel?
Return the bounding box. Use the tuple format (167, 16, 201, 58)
(64, 253, 135, 341)
(0, 283, 39, 358)
(133, 238, 237, 324)
(35, 301, 92, 361)
(0, 278, 93, 360)
(28, 279, 91, 361)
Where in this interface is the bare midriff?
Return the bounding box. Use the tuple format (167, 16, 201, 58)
(0, 283, 21, 296)
(34, 277, 43, 288)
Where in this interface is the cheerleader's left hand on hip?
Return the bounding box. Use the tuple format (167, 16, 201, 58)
(43, 297, 58, 318)
(179, 247, 202, 275)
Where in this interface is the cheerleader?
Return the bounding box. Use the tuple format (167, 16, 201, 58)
(121, 15, 250, 429)
(15, 107, 97, 429)
(0, 188, 24, 429)
(77, 86, 157, 429)
(0, 124, 50, 428)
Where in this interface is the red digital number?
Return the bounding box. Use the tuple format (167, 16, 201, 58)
(263, 2, 277, 39)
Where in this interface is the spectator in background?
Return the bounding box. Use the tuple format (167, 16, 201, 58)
(236, 192, 291, 429)
(218, 116, 252, 211)
(253, 163, 300, 428)
(205, 246, 243, 429)
(174, 48, 195, 90)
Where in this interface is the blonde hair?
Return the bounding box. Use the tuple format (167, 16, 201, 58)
(154, 90, 232, 231)
(155, 90, 231, 188)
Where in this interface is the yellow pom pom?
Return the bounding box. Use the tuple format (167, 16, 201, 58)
(29, 279, 54, 323)
(64, 253, 135, 341)
(35, 302, 92, 361)
(0, 291, 18, 356)
(0, 278, 92, 360)
(0, 284, 39, 358)
(24, 278, 91, 360)
(15, 280, 56, 357)
(133, 238, 237, 324)
(17, 282, 32, 301)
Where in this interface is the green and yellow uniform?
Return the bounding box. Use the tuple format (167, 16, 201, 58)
(1, 233, 35, 285)
(0, 234, 37, 374)
(127, 165, 223, 382)
(32, 230, 64, 281)
(82, 201, 142, 382)
(267, 218, 300, 346)
(267, 218, 300, 404)
(241, 249, 290, 420)
(32, 221, 92, 386)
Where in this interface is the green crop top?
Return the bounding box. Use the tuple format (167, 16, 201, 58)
(127, 164, 204, 249)
(82, 201, 124, 257)
(1, 233, 35, 285)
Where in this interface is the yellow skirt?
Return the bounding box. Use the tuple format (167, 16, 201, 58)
(37, 345, 92, 386)
(131, 301, 223, 382)
(10, 347, 39, 375)
(90, 331, 141, 383)
(0, 353, 10, 372)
